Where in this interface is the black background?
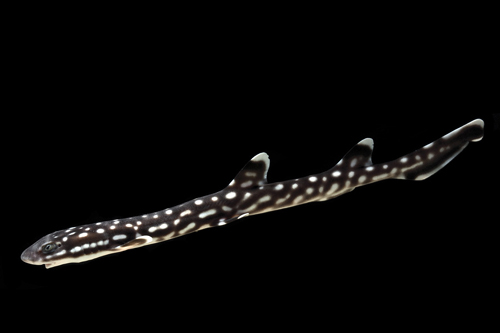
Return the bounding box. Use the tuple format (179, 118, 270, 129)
(1, 6, 498, 329)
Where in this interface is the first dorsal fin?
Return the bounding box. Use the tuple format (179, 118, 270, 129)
(336, 138, 374, 169)
(227, 153, 270, 189)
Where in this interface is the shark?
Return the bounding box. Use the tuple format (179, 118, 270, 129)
(21, 119, 484, 268)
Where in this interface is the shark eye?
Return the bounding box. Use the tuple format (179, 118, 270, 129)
(41, 242, 58, 254)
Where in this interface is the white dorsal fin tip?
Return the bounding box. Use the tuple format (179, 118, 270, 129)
(251, 152, 270, 163)
(358, 138, 374, 148)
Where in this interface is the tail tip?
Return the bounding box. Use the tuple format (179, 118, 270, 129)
(468, 119, 484, 142)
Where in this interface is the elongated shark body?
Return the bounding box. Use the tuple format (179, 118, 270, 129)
(21, 119, 484, 268)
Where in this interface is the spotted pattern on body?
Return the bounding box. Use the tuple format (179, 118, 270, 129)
(21, 119, 484, 268)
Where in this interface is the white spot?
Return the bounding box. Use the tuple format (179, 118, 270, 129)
(83, 244, 89, 249)
(428, 153, 434, 160)
(160, 223, 168, 229)
(401, 157, 408, 163)
(85, 227, 90, 231)
(70, 246, 82, 253)
(241, 180, 253, 188)
(400, 161, 424, 175)
(306, 188, 314, 195)
(322, 177, 327, 182)
(424, 142, 434, 149)
(142, 215, 148, 218)
(275, 184, 284, 191)
(211, 196, 218, 202)
(180, 210, 192, 217)
(153, 214, 159, 218)
(97, 240, 104, 246)
(218, 221, 226, 226)
(309, 176, 318, 182)
(114, 220, 120, 224)
(62, 237, 68, 242)
(292, 183, 299, 189)
(332, 171, 341, 177)
(319, 186, 324, 193)
(126, 223, 133, 228)
(78, 232, 88, 238)
(349, 171, 355, 178)
(90, 243, 96, 248)
(96, 228, 105, 234)
(199, 209, 217, 219)
(366, 166, 374, 172)
(55, 250, 66, 256)
(293, 195, 304, 204)
(96, 222, 102, 225)
(179, 222, 196, 235)
(259, 195, 271, 203)
(68, 232, 76, 236)
(246, 203, 258, 212)
(104, 239, 109, 246)
(244, 192, 251, 200)
(174, 219, 180, 225)
(165, 209, 173, 215)
(326, 183, 339, 195)
(358, 175, 367, 183)
(194, 200, 203, 205)
(137, 221, 142, 225)
(110, 225, 116, 230)
(245, 171, 257, 177)
(228, 179, 235, 186)
(226, 192, 237, 199)
(222, 206, 232, 211)
(148, 227, 157, 233)
(198, 224, 211, 231)
(276, 197, 287, 205)
(383, 165, 389, 169)
(113, 234, 127, 241)
(350, 158, 357, 168)
(415, 155, 421, 161)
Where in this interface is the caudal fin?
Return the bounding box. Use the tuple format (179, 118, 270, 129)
(392, 119, 484, 181)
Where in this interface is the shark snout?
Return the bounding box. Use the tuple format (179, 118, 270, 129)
(21, 248, 41, 265)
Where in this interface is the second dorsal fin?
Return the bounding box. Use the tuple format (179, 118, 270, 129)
(227, 153, 270, 189)
(336, 138, 374, 169)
